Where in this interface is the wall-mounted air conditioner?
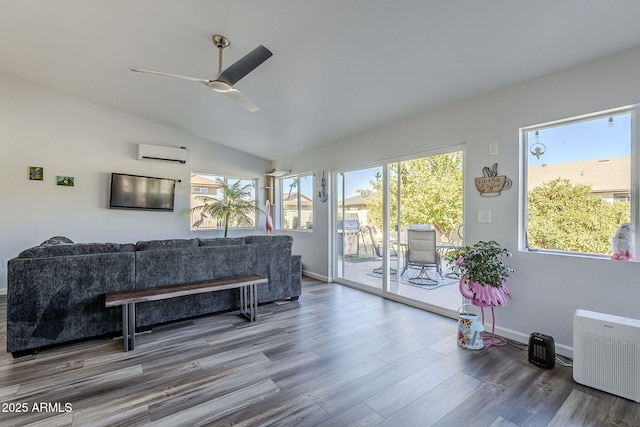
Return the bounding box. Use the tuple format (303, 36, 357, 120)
(573, 309, 640, 402)
(138, 144, 188, 164)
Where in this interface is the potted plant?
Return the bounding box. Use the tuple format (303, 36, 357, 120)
(444, 240, 514, 307)
(188, 179, 265, 237)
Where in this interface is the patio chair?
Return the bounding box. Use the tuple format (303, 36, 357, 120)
(403, 227, 441, 284)
(365, 225, 397, 274)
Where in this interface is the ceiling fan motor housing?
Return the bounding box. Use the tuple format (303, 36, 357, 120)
(212, 34, 230, 49)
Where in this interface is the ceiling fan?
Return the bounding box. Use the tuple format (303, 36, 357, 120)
(131, 34, 272, 112)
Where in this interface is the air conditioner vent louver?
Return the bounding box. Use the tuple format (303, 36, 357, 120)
(138, 144, 188, 164)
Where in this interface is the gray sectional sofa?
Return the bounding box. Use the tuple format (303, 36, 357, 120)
(7, 235, 302, 356)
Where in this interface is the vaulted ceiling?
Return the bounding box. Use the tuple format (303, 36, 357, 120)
(2, 1, 640, 160)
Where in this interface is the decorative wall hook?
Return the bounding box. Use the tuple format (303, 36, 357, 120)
(318, 171, 328, 203)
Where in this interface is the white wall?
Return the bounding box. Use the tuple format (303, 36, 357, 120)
(274, 46, 640, 353)
(0, 71, 271, 292)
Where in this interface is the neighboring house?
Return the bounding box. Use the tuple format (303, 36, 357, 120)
(337, 194, 370, 227)
(191, 174, 224, 198)
(281, 192, 313, 229)
(189, 175, 224, 230)
(528, 156, 630, 202)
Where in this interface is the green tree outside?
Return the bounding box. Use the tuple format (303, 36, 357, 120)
(361, 152, 463, 242)
(527, 178, 629, 254)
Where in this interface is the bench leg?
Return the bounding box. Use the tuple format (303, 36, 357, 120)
(252, 283, 258, 321)
(240, 284, 258, 322)
(128, 303, 136, 351)
(240, 284, 246, 317)
(241, 285, 248, 320)
(121, 303, 136, 352)
(122, 304, 129, 352)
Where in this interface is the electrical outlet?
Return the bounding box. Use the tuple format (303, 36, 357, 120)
(489, 143, 499, 155)
(315, 251, 320, 258)
(2, 259, 8, 268)
(477, 210, 492, 223)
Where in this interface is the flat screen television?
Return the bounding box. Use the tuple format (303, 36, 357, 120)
(109, 173, 176, 211)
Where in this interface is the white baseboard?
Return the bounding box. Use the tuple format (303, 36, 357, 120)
(302, 270, 330, 282)
(0, 288, 6, 296)
(491, 325, 573, 358)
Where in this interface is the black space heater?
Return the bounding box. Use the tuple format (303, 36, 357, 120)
(528, 332, 555, 369)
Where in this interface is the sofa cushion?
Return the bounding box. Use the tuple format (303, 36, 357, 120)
(135, 238, 198, 251)
(17, 243, 135, 258)
(198, 237, 245, 246)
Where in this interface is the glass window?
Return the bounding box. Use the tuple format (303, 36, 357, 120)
(522, 109, 635, 256)
(279, 173, 314, 230)
(189, 174, 258, 231)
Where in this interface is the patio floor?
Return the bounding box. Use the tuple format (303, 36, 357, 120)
(337, 255, 464, 313)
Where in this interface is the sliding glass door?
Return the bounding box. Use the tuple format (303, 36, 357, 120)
(387, 152, 464, 311)
(336, 166, 383, 290)
(334, 149, 464, 312)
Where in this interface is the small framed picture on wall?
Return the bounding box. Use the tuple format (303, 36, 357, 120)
(29, 166, 43, 181)
(57, 176, 75, 186)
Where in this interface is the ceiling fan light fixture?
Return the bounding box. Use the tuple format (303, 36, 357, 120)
(209, 81, 232, 92)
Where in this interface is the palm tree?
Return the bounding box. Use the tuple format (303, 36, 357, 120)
(188, 179, 265, 237)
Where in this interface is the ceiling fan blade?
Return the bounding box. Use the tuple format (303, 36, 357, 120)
(217, 45, 272, 86)
(130, 68, 210, 84)
(222, 88, 260, 112)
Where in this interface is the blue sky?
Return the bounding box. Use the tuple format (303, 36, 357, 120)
(528, 113, 631, 165)
(338, 166, 382, 199)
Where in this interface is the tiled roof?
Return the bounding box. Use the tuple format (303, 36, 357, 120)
(337, 194, 369, 208)
(528, 156, 629, 193)
(191, 175, 223, 187)
(282, 192, 313, 207)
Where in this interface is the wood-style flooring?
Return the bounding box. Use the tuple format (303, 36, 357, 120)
(1, 278, 639, 426)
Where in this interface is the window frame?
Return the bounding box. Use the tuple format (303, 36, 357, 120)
(189, 173, 259, 232)
(520, 105, 640, 258)
(278, 172, 314, 231)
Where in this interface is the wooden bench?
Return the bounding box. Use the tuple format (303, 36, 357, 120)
(105, 275, 268, 352)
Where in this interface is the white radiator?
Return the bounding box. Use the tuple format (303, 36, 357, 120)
(573, 309, 640, 402)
